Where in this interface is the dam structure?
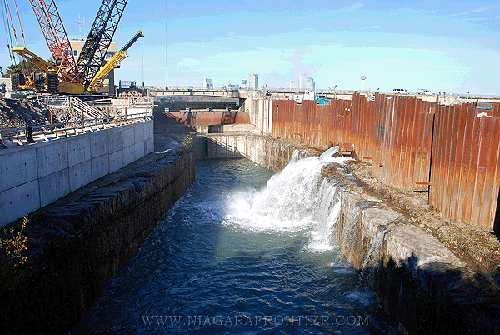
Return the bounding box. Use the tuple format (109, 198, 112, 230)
(0, 89, 499, 334)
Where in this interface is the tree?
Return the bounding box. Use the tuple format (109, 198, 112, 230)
(3, 58, 57, 78)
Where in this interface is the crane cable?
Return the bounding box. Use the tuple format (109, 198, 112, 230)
(1, 0, 17, 64)
(3, 0, 18, 45)
(11, 0, 25, 47)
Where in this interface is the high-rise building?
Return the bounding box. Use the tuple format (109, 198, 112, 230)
(289, 81, 297, 89)
(241, 79, 248, 89)
(306, 77, 315, 91)
(298, 73, 307, 90)
(249, 74, 258, 89)
(203, 77, 214, 89)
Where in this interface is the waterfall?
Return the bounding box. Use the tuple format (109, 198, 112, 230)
(224, 151, 353, 252)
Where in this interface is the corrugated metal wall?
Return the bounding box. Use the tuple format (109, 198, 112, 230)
(430, 102, 500, 229)
(271, 93, 500, 230)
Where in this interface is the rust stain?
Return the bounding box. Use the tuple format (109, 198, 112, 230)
(273, 94, 500, 230)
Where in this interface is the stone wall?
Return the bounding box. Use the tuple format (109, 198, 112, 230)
(0, 150, 195, 335)
(0, 120, 154, 227)
(331, 164, 500, 334)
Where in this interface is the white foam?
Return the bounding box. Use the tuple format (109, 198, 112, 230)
(223, 152, 350, 251)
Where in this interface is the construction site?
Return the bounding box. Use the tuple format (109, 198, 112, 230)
(1, 1, 500, 335)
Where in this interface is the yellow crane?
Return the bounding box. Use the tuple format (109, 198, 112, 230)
(11, 47, 85, 94)
(87, 30, 144, 93)
(11, 30, 143, 95)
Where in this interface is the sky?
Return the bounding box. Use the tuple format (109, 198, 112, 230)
(0, 0, 499, 95)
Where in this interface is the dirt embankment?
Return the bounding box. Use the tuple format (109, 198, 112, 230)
(0, 98, 84, 130)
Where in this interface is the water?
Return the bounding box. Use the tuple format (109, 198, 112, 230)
(75, 155, 398, 334)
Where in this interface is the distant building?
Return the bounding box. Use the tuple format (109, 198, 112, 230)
(298, 73, 307, 90)
(241, 79, 248, 89)
(289, 81, 297, 89)
(70, 39, 117, 95)
(227, 84, 239, 90)
(306, 77, 315, 91)
(249, 74, 258, 89)
(203, 77, 214, 89)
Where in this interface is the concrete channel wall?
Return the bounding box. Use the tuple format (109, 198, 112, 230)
(193, 132, 297, 171)
(0, 120, 154, 227)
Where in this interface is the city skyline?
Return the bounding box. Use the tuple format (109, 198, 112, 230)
(0, 1, 499, 95)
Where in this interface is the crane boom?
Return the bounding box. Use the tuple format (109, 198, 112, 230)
(77, 0, 127, 87)
(12, 46, 85, 94)
(12, 46, 55, 73)
(87, 30, 143, 91)
(27, 0, 79, 82)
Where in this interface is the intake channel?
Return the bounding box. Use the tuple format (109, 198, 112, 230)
(75, 154, 398, 334)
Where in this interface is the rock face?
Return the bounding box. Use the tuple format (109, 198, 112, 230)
(0, 151, 195, 335)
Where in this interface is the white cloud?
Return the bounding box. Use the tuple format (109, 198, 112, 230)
(472, 5, 497, 13)
(339, 2, 364, 13)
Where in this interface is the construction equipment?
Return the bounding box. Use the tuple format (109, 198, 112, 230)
(27, 0, 80, 82)
(77, 0, 128, 89)
(87, 30, 143, 92)
(8, 0, 130, 95)
(11, 47, 85, 94)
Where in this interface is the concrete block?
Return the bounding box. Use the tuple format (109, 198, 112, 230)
(133, 122, 145, 143)
(122, 145, 135, 167)
(91, 155, 109, 180)
(0, 180, 40, 228)
(39, 169, 70, 207)
(67, 134, 91, 167)
(122, 125, 135, 148)
(0, 146, 38, 192)
(145, 120, 154, 141)
(36, 140, 68, 178)
(90, 130, 109, 158)
(134, 142, 145, 161)
(145, 137, 154, 155)
(108, 127, 124, 153)
(109, 150, 123, 173)
(69, 160, 93, 192)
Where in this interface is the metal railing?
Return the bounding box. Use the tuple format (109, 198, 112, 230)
(0, 111, 152, 148)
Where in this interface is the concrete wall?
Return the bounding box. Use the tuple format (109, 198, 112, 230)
(0, 120, 154, 227)
(244, 98, 272, 134)
(193, 133, 299, 171)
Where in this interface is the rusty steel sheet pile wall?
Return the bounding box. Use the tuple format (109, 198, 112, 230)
(272, 94, 500, 230)
(430, 102, 500, 229)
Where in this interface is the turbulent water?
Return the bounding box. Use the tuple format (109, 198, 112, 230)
(75, 154, 398, 334)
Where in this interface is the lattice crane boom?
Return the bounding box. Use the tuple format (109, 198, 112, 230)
(87, 30, 142, 91)
(77, 0, 127, 88)
(27, 0, 79, 82)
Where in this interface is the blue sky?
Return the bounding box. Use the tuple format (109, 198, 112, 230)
(1, 0, 499, 95)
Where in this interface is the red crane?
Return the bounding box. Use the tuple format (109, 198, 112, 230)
(27, 0, 79, 82)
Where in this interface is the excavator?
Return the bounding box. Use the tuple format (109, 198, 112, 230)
(5, 0, 141, 95)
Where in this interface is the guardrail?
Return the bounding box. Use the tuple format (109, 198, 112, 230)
(0, 111, 152, 148)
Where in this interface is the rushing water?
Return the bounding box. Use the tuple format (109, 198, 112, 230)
(75, 154, 398, 334)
